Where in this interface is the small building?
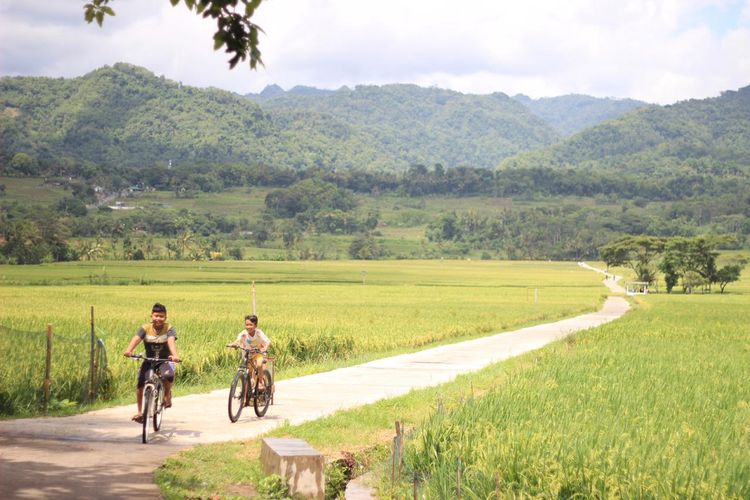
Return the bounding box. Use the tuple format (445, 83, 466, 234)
(625, 281, 649, 295)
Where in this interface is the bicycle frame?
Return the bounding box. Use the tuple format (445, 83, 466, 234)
(130, 354, 172, 443)
(226, 345, 273, 421)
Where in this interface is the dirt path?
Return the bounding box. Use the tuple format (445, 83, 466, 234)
(1, 268, 628, 499)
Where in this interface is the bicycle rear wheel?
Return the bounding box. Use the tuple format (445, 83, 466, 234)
(153, 385, 163, 431)
(142, 385, 153, 444)
(228, 371, 246, 423)
(253, 370, 272, 418)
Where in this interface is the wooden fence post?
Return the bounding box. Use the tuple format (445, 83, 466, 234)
(44, 324, 52, 413)
(89, 306, 95, 402)
(92, 339, 101, 400)
(392, 420, 404, 485)
(456, 457, 462, 500)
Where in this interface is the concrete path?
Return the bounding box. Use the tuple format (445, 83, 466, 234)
(1, 269, 629, 499)
(577, 261, 626, 294)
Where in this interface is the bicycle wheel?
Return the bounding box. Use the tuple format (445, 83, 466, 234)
(253, 369, 272, 417)
(142, 385, 153, 444)
(228, 370, 246, 423)
(153, 384, 163, 432)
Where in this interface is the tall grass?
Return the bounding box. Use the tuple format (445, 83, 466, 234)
(0, 325, 101, 415)
(0, 260, 603, 417)
(400, 291, 750, 498)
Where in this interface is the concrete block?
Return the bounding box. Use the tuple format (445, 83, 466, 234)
(261, 438, 325, 499)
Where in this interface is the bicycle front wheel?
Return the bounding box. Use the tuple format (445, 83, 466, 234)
(228, 371, 246, 423)
(253, 369, 272, 418)
(142, 385, 153, 444)
(153, 384, 163, 431)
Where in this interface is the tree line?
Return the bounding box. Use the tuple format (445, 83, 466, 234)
(599, 235, 746, 293)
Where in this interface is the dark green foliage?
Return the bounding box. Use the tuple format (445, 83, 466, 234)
(256, 84, 559, 169)
(325, 460, 349, 499)
(425, 207, 615, 260)
(256, 474, 291, 499)
(602, 235, 745, 292)
(56, 197, 88, 217)
(265, 178, 356, 217)
(84, 0, 265, 70)
(715, 262, 745, 293)
(349, 233, 387, 260)
(599, 235, 665, 283)
(1, 219, 50, 264)
(0, 65, 558, 175)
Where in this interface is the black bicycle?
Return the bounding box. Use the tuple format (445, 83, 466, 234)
(129, 354, 178, 443)
(226, 345, 274, 421)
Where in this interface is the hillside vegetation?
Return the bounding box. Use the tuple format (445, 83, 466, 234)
(1, 63, 560, 172)
(512, 93, 647, 136)
(1, 65, 749, 265)
(502, 85, 750, 178)
(251, 84, 559, 169)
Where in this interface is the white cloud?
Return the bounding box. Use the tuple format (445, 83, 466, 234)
(0, 0, 748, 103)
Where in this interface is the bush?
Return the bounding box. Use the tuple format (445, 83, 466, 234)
(257, 474, 290, 499)
(325, 461, 349, 500)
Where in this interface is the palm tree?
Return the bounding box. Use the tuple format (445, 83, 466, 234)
(178, 230, 193, 258)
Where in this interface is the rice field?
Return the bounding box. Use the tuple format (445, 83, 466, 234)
(397, 281, 750, 498)
(0, 260, 605, 417)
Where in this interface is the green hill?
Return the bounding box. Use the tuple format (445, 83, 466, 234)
(501, 85, 750, 177)
(512, 93, 647, 136)
(0, 63, 404, 173)
(250, 84, 560, 169)
(0, 64, 559, 173)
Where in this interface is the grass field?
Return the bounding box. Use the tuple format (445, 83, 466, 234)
(155, 271, 750, 499)
(0, 176, 69, 204)
(0, 260, 604, 417)
(398, 292, 750, 498)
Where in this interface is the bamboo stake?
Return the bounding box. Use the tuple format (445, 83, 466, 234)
(89, 306, 95, 402)
(44, 324, 52, 413)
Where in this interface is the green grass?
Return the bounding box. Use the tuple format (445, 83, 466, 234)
(0, 260, 604, 417)
(0, 176, 69, 204)
(113, 186, 271, 216)
(155, 274, 750, 499)
(397, 288, 750, 497)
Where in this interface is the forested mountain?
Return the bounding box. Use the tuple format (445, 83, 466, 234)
(501, 85, 750, 178)
(512, 93, 647, 136)
(0, 63, 403, 173)
(0, 63, 558, 174)
(249, 83, 559, 169)
(3, 67, 750, 265)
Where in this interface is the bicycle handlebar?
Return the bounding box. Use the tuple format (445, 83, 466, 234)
(128, 354, 182, 363)
(226, 344, 266, 354)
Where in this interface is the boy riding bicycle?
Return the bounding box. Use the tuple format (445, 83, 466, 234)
(123, 302, 181, 423)
(228, 314, 271, 390)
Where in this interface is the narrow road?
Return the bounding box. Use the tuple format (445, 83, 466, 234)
(0, 269, 629, 499)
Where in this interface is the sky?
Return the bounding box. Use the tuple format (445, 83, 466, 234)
(1, 0, 749, 104)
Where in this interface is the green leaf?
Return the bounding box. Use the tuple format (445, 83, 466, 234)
(84, 7, 95, 24)
(246, 0, 262, 17)
(95, 11, 104, 27)
(101, 6, 115, 16)
(169, 0, 180, 6)
(213, 32, 225, 50)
